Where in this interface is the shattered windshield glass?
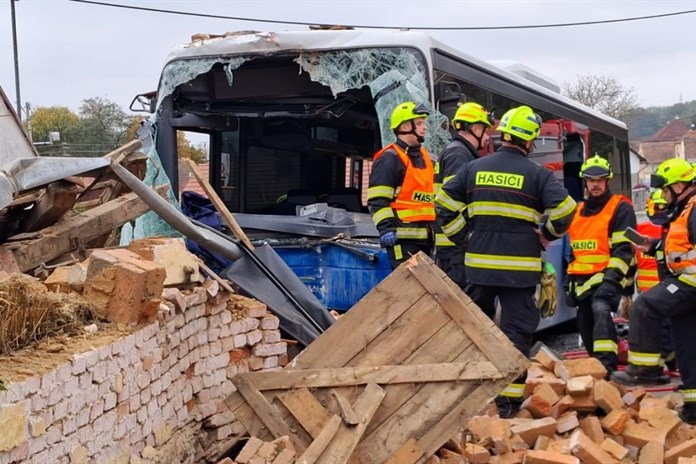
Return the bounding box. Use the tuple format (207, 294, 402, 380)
(296, 47, 449, 155)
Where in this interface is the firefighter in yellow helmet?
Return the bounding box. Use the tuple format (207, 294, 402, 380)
(565, 154, 637, 375)
(368, 102, 435, 269)
(435, 105, 576, 417)
(434, 102, 494, 289)
(613, 158, 696, 425)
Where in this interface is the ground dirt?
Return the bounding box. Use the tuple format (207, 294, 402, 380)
(0, 323, 131, 383)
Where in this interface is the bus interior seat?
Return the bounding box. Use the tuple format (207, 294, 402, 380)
(272, 189, 318, 215)
(325, 187, 363, 213)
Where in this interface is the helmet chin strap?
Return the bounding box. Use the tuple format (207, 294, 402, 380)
(396, 120, 424, 144)
(466, 127, 485, 150)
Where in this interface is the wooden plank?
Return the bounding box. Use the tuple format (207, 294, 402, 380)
(406, 253, 528, 375)
(354, 349, 497, 463)
(296, 415, 342, 464)
(243, 362, 502, 390)
(332, 389, 360, 425)
(232, 375, 307, 453)
(3, 184, 168, 272)
(186, 159, 255, 250)
(292, 268, 425, 368)
(21, 180, 80, 232)
(277, 388, 332, 439)
(384, 438, 425, 464)
(317, 383, 386, 464)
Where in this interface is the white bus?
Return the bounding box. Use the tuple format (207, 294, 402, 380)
(134, 28, 630, 327)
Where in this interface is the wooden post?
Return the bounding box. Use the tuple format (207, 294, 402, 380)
(185, 159, 255, 250)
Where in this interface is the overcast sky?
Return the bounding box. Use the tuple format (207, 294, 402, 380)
(2, 0, 696, 117)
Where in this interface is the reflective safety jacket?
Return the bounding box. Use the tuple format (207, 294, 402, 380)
(665, 196, 696, 287)
(435, 146, 577, 288)
(566, 193, 636, 299)
(636, 221, 662, 292)
(434, 135, 479, 257)
(368, 141, 435, 243)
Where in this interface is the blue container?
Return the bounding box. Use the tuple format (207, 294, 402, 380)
(273, 244, 391, 311)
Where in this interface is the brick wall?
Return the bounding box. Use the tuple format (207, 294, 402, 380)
(0, 283, 286, 464)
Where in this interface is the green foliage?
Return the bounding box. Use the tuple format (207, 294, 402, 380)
(28, 96, 138, 157)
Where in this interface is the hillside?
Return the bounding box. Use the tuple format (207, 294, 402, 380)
(628, 100, 696, 141)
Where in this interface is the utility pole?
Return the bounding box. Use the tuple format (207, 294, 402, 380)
(10, 0, 22, 121)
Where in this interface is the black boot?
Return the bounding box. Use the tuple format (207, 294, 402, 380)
(611, 364, 670, 387)
(495, 396, 522, 419)
(679, 403, 696, 425)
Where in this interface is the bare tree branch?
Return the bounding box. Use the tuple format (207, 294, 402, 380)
(563, 74, 640, 121)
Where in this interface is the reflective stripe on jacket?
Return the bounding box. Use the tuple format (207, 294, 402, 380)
(374, 143, 435, 223)
(636, 221, 662, 292)
(567, 195, 624, 276)
(665, 196, 696, 283)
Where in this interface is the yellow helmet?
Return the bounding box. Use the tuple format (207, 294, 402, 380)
(646, 189, 669, 224)
(452, 102, 493, 130)
(650, 158, 696, 188)
(581, 154, 613, 179)
(390, 102, 429, 130)
(497, 106, 542, 142)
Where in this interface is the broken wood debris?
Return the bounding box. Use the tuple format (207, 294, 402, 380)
(224, 252, 529, 463)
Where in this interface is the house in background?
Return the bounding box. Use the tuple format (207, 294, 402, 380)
(178, 158, 209, 199)
(638, 118, 696, 170)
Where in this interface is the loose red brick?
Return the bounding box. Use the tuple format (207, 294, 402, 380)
(556, 411, 579, 434)
(510, 417, 557, 446)
(665, 438, 696, 464)
(463, 443, 490, 464)
(554, 358, 607, 381)
(534, 349, 558, 371)
(601, 409, 630, 435)
(566, 375, 594, 397)
(569, 430, 619, 464)
(600, 437, 629, 461)
(579, 416, 604, 444)
(593, 380, 624, 413)
(622, 420, 666, 448)
(523, 449, 580, 464)
(639, 440, 664, 464)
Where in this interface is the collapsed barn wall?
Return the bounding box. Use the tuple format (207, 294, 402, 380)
(0, 281, 287, 464)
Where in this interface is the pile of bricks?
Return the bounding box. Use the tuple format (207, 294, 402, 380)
(427, 354, 696, 464)
(216, 436, 296, 464)
(0, 238, 288, 464)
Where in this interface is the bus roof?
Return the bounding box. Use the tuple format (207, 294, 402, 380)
(165, 29, 627, 131)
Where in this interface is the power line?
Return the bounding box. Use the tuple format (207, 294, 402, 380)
(67, 0, 696, 31)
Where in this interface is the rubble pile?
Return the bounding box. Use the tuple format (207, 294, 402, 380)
(431, 353, 696, 464)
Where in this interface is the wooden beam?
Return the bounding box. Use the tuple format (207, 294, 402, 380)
(241, 362, 502, 390)
(277, 388, 332, 439)
(296, 415, 342, 464)
(316, 383, 385, 463)
(331, 390, 360, 426)
(406, 253, 528, 376)
(384, 438, 424, 464)
(232, 375, 307, 453)
(2, 184, 168, 272)
(21, 180, 80, 232)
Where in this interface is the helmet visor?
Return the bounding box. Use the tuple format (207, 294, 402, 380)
(413, 103, 430, 116)
(650, 174, 667, 189)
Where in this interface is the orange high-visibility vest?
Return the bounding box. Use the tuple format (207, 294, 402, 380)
(665, 196, 696, 274)
(567, 195, 624, 275)
(636, 221, 661, 292)
(374, 143, 435, 222)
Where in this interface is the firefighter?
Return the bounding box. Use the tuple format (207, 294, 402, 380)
(434, 102, 494, 289)
(636, 189, 677, 371)
(368, 101, 435, 269)
(612, 159, 696, 425)
(565, 155, 636, 375)
(435, 105, 576, 417)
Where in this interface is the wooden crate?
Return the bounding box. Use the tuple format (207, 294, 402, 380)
(225, 252, 529, 464)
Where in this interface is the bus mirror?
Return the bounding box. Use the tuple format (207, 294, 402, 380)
(436, 81, 462, 104)
(130, 91, 157, 113)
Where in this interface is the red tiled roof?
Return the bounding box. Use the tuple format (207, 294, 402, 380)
(178, 161, 210, 198)
(643, 119, 690, 142)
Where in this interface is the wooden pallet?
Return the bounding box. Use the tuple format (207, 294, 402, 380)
(225, 252, 530, 464)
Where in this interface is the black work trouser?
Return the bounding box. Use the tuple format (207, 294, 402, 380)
(385, 241, 432, 270)
(436, 250, 467, 290)
(629, 278, 696, 398)
(577, 294, 618, 372)
(467, 285, 539, 409)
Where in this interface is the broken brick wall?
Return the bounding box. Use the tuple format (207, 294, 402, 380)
(0, 283, 287, 464)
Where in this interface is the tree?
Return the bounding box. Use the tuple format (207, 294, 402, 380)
(177, 131, 207, 163)
(563, 74, 640, 121)
(71, 96, 132, 155)
(28, 106, 79, 143)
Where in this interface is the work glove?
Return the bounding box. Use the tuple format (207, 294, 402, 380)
(538, 261, 557, 318)
(379, 231, 397, 247)
(593, 279, 622, 309)
(619, 295, 633, 318)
